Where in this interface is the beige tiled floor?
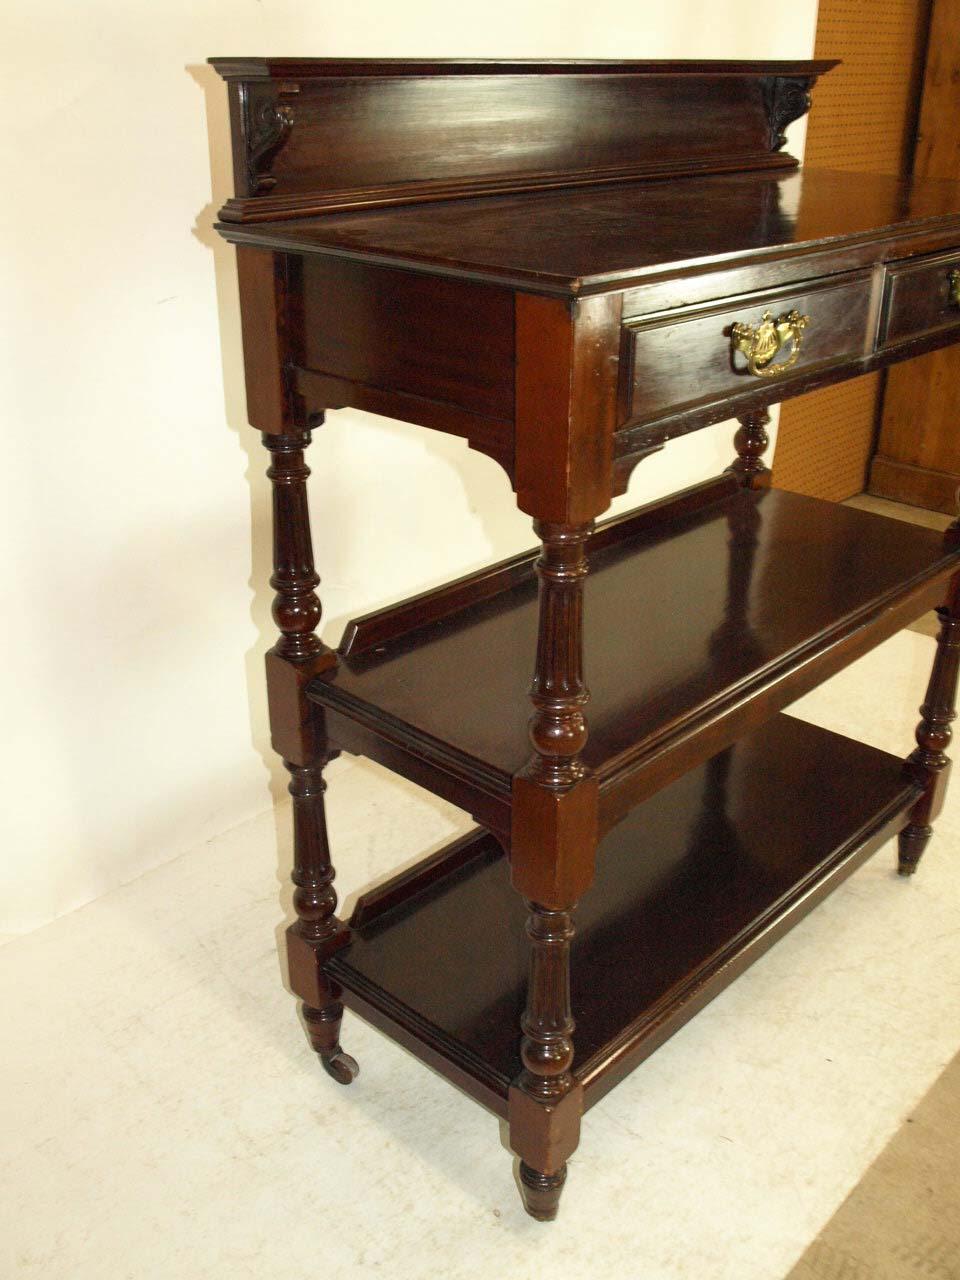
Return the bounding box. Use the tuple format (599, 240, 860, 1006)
(788, 1050, 960, 1280)
(2, 625, 960, 1279)
(846, 496, 954, 638)
(844, 493, 954, 534)
(782, 494, 960, 1277)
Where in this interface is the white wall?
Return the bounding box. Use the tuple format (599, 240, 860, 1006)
(1, 1, 819, 939)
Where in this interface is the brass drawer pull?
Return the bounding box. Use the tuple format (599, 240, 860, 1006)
(731, 309, 810, 378)
(950, 269, 960, 308)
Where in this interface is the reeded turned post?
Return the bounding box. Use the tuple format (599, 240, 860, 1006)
(286, 757, 357, 1082)
(287, 757, 338, 945)
(527, 520, 592, 786)
(517, 901, 577, 1220)
(262, 427, 356, 1083)
(511, 519, 593, 1221)
(519, 904, 577, 1105)
(262, 430, 325, 661)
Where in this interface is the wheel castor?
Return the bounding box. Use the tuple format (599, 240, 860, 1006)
(303, 1003, 358, 1084)
(320, 1048, 360, 1085)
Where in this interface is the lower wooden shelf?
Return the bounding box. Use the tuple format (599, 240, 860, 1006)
(326, 713, 920, 1118)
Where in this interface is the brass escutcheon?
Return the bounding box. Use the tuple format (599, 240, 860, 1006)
(731, 309, 810, 378)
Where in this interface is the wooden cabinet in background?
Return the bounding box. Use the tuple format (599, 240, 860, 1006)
(870, 0, 960, 512)
(774, 0, 932, 500)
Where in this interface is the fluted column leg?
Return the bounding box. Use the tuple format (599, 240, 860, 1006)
(509, 520, 595, 1221)
(516, 902, 577, 1219)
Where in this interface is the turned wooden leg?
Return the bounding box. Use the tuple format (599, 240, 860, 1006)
(509, 520, 595, 1221)
(900, 585, 960, 875)
(518, 1162, 568, 1220)
(513, 901, 579, 1221)
(726, 408, 772, 490)
(287, 759, 358, 1083)
(262, 429, 355, 1080)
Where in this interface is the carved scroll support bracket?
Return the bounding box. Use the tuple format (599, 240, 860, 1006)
(241, 81, 301, 196)
(761, 75, 815, 151)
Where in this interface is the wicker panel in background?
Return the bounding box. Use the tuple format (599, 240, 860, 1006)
(774, 375, 884, 502)
(773, 0, 930, 499)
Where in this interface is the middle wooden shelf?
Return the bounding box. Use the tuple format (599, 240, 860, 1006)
(309, 474, 959, 837)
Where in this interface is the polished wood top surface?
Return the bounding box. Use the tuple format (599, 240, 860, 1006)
(210, 57, 836, 77)
(314, 488, 959, 785)
(219, 168, 960, 294)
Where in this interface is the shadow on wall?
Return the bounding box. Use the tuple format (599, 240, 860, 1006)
(189, 62, 284, 826)
(185, 61, 539, 910)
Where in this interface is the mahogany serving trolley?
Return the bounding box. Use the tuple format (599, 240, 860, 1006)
(208, 58, 960, 1219)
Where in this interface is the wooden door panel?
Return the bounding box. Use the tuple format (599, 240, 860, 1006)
(869, 0, 960, 513)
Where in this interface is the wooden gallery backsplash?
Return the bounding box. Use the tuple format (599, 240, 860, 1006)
(773, 0, 931, 500)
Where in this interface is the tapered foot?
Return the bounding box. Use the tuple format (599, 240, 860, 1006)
(303, 1002, 359, 1085)
(898, 823, 933, 876)
(518, 1161, 567, 1221)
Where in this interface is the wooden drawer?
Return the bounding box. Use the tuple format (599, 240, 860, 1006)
(620, 272, 875, 427)
(879, 249, 960, 347)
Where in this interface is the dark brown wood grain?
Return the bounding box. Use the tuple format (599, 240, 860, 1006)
(514, 292, 622, 523)
(900, 573, 960, 873)
(879, 248, 960, 345)
(220, 168, 960, 297)
(728, 409, 773, 489)
(310, 487, 960, 832)
(210, 57, 836, 79)
(621, 271, 875, 428)
(510, 896, 582, 1219)
(339, 475, 738, 657)
(259, 430, 358, 1084)
(209, 58, 834, 224)
(292, 255, 516, 473)
(236, 247, 304, 434)
(869, 0, 960, 512)
(326, 714, 919, 1111)
(349, 830, 489, 930)
(261, 428, 336, 764)
(867, 457, 960, 512)
(211, 58, 960, 1221)
(262, 430, 327, 664)
(615, 315, 960, 463)
(298, 256, 515, 421)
